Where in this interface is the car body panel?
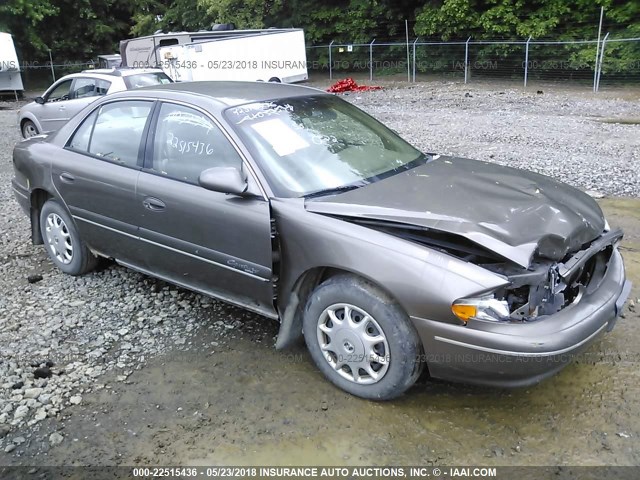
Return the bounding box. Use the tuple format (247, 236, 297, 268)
(50, 146, 144, 264)
(135, 171, 276, 317)
(271, 198, 511, 322)
(10, 81, 631, 390)
(306, 156, 605, 268)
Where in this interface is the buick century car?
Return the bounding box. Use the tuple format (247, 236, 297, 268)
(11, 82, 631, 399)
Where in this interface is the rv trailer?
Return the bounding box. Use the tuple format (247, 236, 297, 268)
(0, 33, 24, 96)
(120, 28, 308, 84)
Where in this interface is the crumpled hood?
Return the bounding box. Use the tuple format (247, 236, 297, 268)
(305, 156, 605, 268)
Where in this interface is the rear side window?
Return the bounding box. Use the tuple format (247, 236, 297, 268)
(96, 79, 111, 95)
(123, 72, 172, 89)
(66, 101, 153, 168)
(71, 78, 98, 99)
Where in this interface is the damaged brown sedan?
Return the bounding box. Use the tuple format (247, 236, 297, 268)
(11, 82, 632, 400)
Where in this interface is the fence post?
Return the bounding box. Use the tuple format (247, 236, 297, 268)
(369, 39, 376, 81)
(412, 37, 419, 83)
(48, 49, 56, 82)
(524, 36, 532, 88)
(593, 6, 604, 92)
(405, 20, 411, 82)
(328, 40, 334, 81)
(464, 37, 471, 83)
(595, 32, 609, 92)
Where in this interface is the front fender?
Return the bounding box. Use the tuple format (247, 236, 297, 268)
(272, 198, 509, 345)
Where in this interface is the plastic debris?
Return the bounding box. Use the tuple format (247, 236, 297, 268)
(327, 78, 383, 93)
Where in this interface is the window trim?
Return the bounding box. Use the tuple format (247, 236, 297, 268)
(142, 99, 268, 200)
(63, 98, 157, 170)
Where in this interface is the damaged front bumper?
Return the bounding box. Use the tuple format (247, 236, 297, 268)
(411, 247, 631, 388)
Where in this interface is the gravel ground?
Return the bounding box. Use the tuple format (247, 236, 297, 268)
(0, 81, 639, 463)
(0, 103, 254, 452)
(342, 82, 640, 197)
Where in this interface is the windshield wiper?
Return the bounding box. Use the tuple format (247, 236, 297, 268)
(304, 183, 365, 199)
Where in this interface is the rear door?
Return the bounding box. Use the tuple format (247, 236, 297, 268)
(52, 99, 155, 263)
(135, 101, 276, 317)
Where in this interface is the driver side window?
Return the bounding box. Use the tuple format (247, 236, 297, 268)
(151, 103, 243, 184)
(46, 80, 73, 102)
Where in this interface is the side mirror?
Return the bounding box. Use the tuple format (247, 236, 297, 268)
(199, 167, 247, 195)
(35, 96, 45, 105)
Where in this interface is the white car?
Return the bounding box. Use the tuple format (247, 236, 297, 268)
(18, 68, 172, 138)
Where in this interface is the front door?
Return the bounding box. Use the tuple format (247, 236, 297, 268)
(135, 102, 276, 317)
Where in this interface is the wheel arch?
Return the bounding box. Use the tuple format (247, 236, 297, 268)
(29, 188, 53, 244)
(19, 113, 42, 136)
(275, 266, 403, 350)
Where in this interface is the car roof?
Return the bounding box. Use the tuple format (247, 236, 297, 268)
(132, 81, 328, 109)
(55, 72, 120, 82)
(54, 70, 160, 83)
(80, 68, 164, 77)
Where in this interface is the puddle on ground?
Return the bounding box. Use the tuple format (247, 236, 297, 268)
(596, 118, 640, 125)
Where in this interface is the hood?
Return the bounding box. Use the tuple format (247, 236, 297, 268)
(305, 156, 605, 268)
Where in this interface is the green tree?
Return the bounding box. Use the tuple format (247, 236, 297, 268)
(198, 0, 282, 29)
(0, 0, 58, 55)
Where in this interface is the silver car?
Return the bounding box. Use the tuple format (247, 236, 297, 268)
(18, 68, 172, 138)
(11, 82, 632, 400)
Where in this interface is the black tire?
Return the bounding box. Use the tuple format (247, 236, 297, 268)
(303, 274, 424, 400)
(39, 200, 98, 276)
(21, 120, 39, 138)
(268, 77, 281, 83)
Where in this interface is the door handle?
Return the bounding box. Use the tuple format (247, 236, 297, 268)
(59, 105, 66, 110)
(59, 172, 75, 183)
(143, 197, 166, 211)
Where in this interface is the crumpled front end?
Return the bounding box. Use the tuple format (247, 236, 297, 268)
(456, 229, 626, 323)
(412, 228, 631, 387)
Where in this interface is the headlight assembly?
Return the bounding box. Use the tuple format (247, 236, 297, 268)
(451, 295, 510, 324)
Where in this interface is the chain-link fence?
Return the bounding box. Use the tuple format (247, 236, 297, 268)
(308, 35, 640, 91)
(18, 60, 97, 93)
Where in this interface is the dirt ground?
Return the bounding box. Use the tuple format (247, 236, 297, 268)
(2, 197, 639, 469)
(0, 85, 639, 469)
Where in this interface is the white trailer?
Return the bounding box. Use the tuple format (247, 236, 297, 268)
(121, 28, 307, 84)
(0, 32, 24, 95)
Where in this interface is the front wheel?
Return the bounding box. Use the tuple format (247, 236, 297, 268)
(303, 274, 424, 400)
(40, 200, 98, 275)
(22, 120, 39, 138)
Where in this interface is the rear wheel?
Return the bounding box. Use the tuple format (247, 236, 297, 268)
(22, 120, 39, 138)
(268, 77, 281, 83)
(40, 200, 98, 275)
(303, 274, 423, 400)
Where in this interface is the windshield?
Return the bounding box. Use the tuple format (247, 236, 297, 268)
(123, 72, 173, 89)
(226, 95, 424, 197)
